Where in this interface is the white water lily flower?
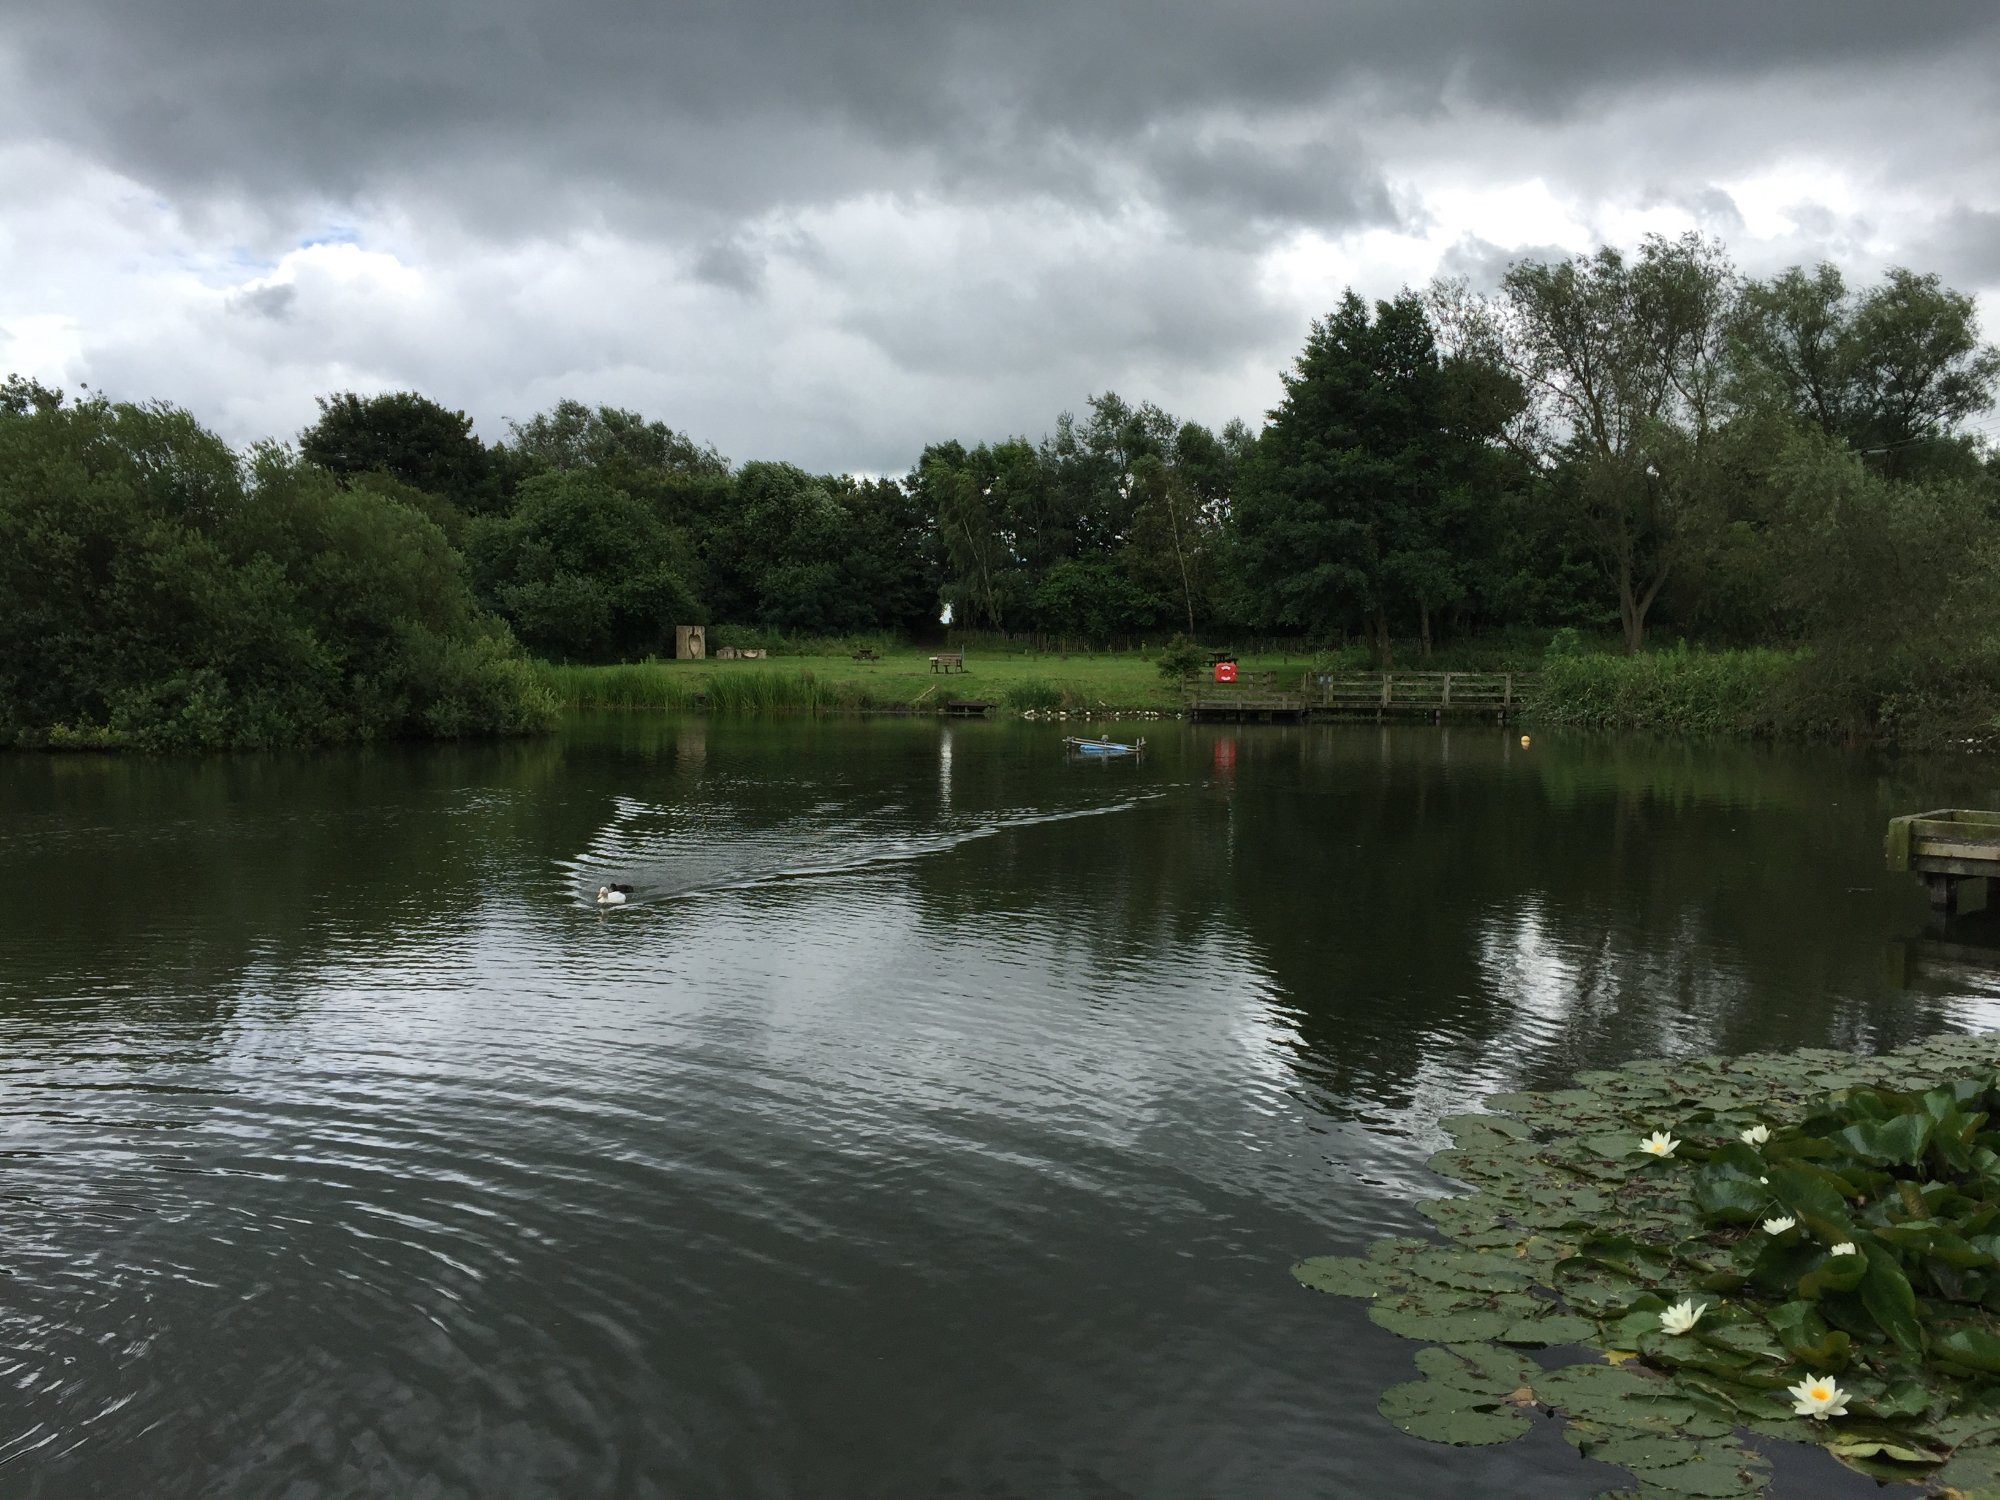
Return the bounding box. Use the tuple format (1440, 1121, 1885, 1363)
(1740, 1124, 1771, 1146)
(1639, 1131, 1680, 1158)
(1761, 1216, 1797, 1235)
(1788, 1374, 1852, 1420)
(1829, 1242, 1858, 1257)
(1759, 1177, 1769, 1184)
(1659, 1298, 1707, 1336)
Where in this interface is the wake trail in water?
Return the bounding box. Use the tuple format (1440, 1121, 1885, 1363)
(558, 792, 1168, 906)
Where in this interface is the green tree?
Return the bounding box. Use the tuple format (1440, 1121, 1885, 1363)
(301, 390, 508, 514)
(1762, 429, 2000, 742)
(464, 471, 702, 661)
(0, 391, 548, 748)
(1232, 289, 1492, 658)
(828, 475, 944, 637)
(915, 439, 1038, 630)
(1732, 264, 2000, 478)
(504, 398, 729, 480)
(1030, 556, 1164, 642)
(1849, 269, 2000, 470)
(1500, 233, 1737, 653)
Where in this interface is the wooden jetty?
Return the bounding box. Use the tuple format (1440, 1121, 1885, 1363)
(1186, 671, 1309, 723)
(1887, 809, 2000, 914)
(1186, 670, 1534, 724)
(1314, 671, 1533, 721)
(941, 698, 996, 718)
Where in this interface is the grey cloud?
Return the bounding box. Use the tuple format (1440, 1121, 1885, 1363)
(1637, 186, 1746, 238)
(1142, 133, 1400, 238)
(837, 235, 1294, 384)
(8, 0, 2000, 477)
(1435, 235, 1573, 294)
(226, 282, 297, 321)
(4, 1, 1996, 236)
(692, 238, 764, 295)
(1913, 206, 2000, 292)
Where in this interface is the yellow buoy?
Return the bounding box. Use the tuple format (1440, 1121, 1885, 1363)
(1519, 734, 1531, 747)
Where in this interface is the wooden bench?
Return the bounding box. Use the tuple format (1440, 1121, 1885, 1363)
(929, 652, 965, 674)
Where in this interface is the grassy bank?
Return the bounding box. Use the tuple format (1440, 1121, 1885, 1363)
(539, 644, 1804, 728)
(539, 641, 1996, 750)
(536, 648, 1318, 714)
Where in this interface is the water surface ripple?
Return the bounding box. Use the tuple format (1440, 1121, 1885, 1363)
(3, 718, 1996, 1497)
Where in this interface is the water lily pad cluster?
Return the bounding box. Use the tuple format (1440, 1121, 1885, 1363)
(1294, 1030, 2000, 1499)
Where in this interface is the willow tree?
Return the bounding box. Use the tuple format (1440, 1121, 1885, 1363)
(1734, 264, 2000, 478)
(1500, 233, 1737, 653)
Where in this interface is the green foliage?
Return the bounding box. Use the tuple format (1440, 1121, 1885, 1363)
(1500, 233, 1739, 654)
(1532, 647, 1798, 737)
(300, 390, 509, 515)
(1155, 633, 1205, 683)
(1758, 431, 2000, 747)
(1232, 289, 1516, 656)
(916, 398, 1234, 638)
(10, 231, 1998, 750)
(1031, 556, 1164, 641)
(504, 398, 728, 480)
(0, 397, 552, 749)
(1293, 1033, 2000, 1498)
(704, 463, 939, 636)
(1000, 679, 1084, 711)
(464, 470, 702, 662)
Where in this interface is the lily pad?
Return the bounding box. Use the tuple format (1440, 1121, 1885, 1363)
(1291, 1255, 1397, 1298)
(1291, 1037, 2000, 1496)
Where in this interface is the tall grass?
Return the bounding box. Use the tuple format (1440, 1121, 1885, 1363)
(1531, 647, 1800, 736)
(534, 663, 883, 713)
(1000, 678, 1093, 711)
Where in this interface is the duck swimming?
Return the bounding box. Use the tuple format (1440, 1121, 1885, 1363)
(596, 884, 633, 906)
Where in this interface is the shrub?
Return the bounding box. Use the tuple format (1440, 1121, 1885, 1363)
(0, 397, 552, 749)
(1156, 633, 1205, 683)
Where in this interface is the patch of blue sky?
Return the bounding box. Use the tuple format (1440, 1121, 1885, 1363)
(297, 224, 363, 250)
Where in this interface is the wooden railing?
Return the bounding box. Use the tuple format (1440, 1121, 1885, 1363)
(1183, 671, 1536, 720)
(1312, 672, 1535, 717)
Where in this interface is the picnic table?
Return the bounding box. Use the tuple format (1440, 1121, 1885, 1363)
(852, 647, 880, 662)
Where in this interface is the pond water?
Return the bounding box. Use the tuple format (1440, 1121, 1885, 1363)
(6, 716, 2000, 1498)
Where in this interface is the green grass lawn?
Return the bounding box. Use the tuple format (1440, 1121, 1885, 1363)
(535, 648, 1324, 713)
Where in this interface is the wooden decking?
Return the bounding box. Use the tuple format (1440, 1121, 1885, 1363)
(1186, 671, 1535, 723)
(1887, 809, 2000, 914)
(1186, 670, 1309, 722)
(1315, 671, 1532, 720)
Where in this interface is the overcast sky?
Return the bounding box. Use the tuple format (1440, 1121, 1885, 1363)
(2, 2, 1996, 473)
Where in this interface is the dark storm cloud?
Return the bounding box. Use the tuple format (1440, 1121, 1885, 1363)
(7, 0, 1997, 473)
(1920, 206, 2000, 292)
(6, 0, 1995, 236)
(1142, 134, 1400, 238)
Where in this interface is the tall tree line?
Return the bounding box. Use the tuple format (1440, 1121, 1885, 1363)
(3, 230, 1996, 751)
(257, 236, 2000, 669)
